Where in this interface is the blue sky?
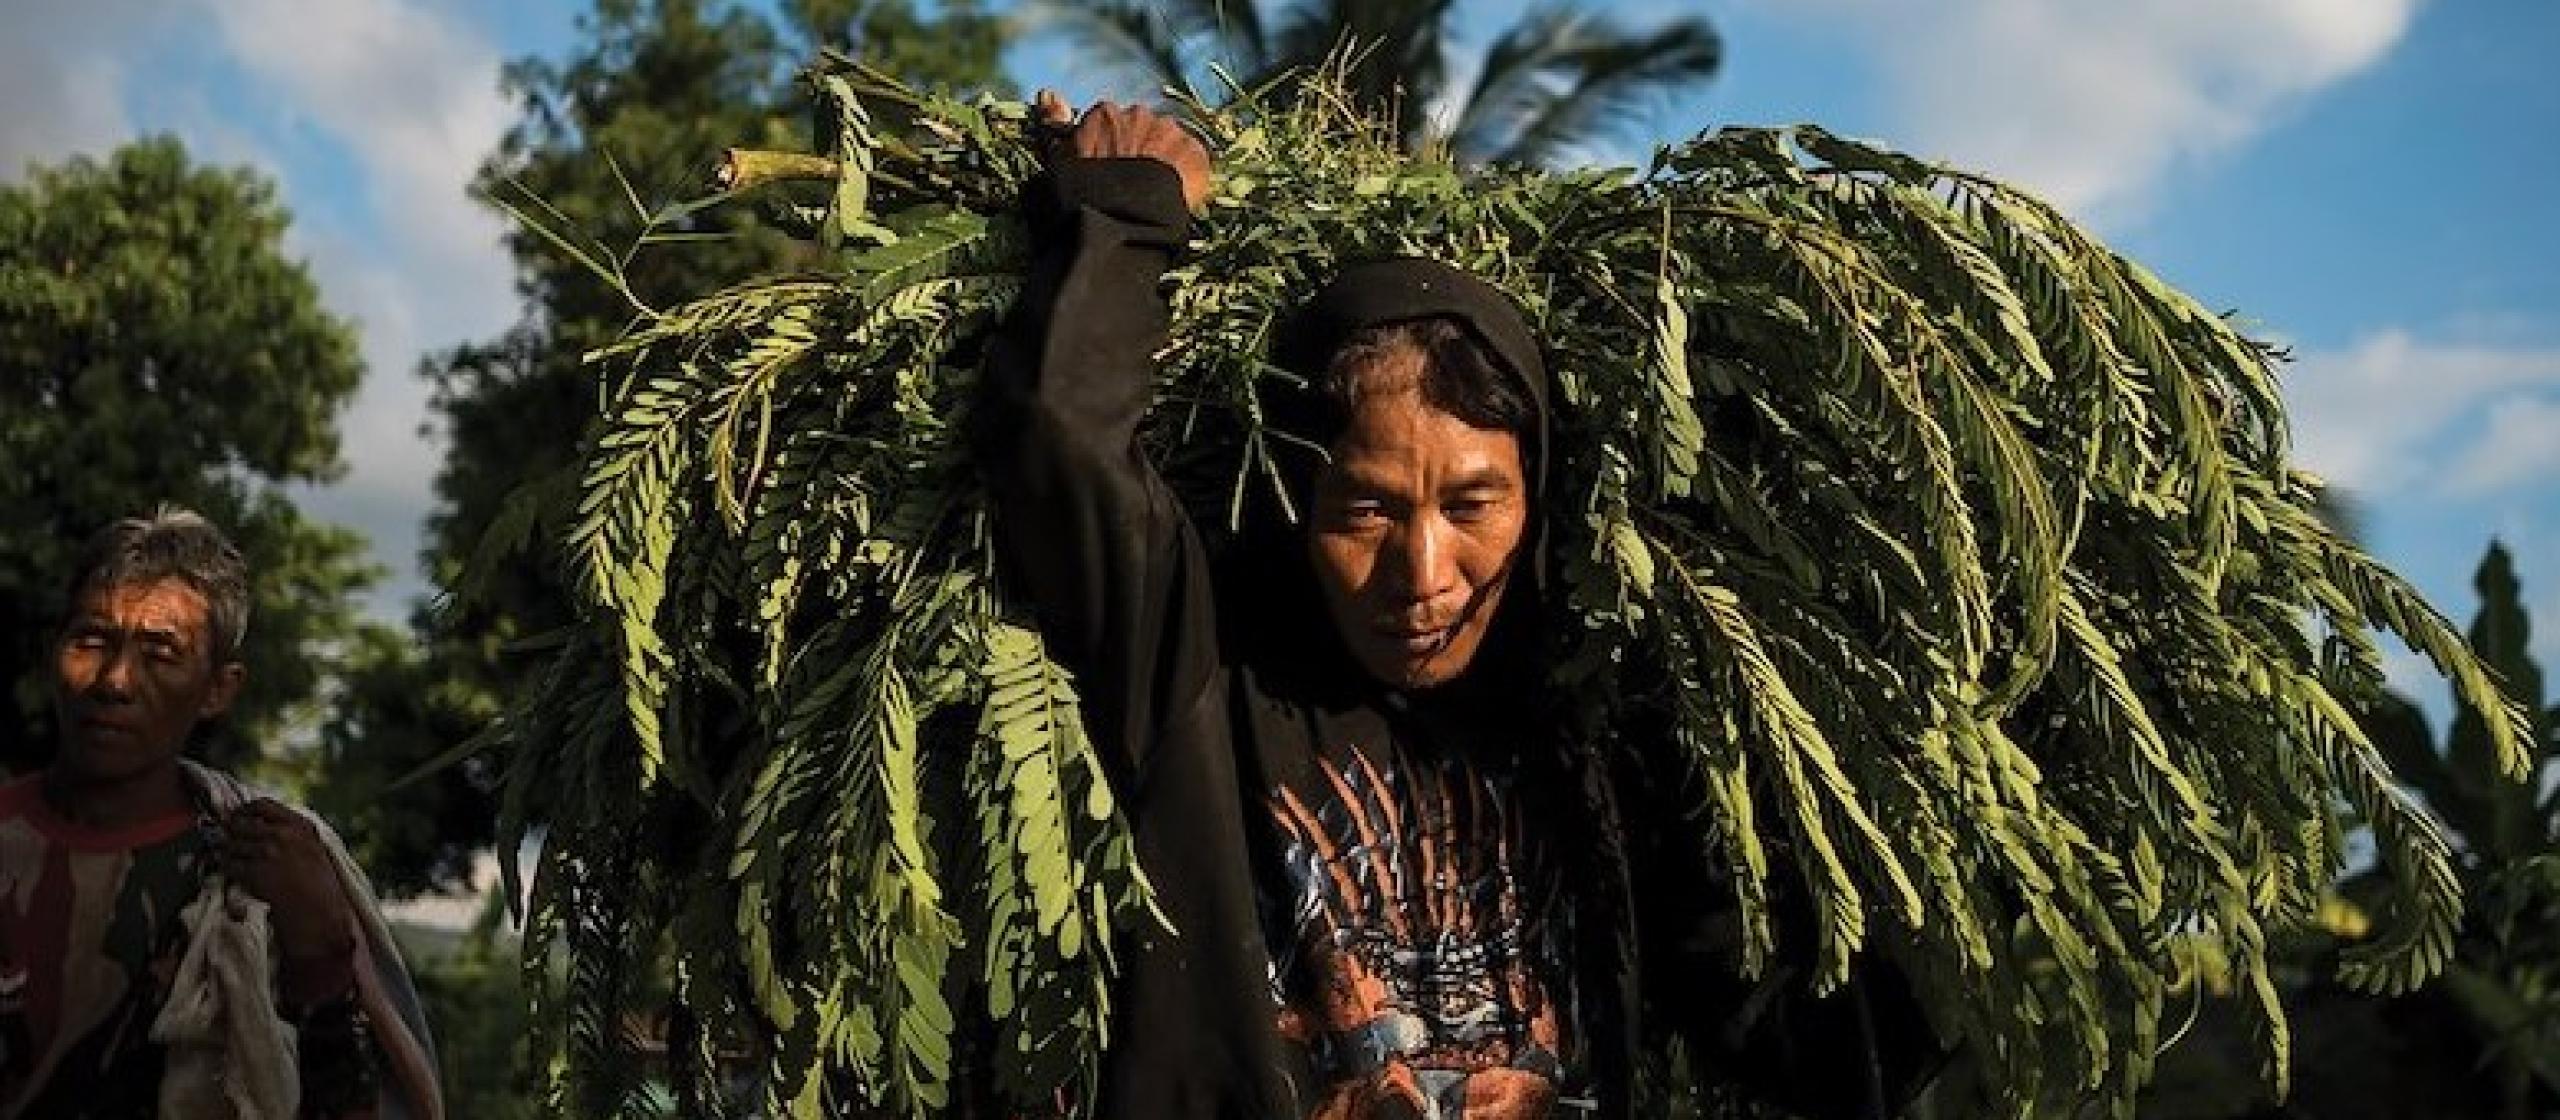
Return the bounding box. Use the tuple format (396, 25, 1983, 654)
(7, 0, 2556, 723)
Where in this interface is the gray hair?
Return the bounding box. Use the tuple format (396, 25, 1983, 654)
(68, 505, 252, 659)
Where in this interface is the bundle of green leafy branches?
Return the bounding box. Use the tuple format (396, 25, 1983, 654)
(489, 58, 2535, 1117)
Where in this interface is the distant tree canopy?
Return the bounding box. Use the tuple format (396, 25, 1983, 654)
(313, 0, 1011, 897)
(0, 137, 374, 774)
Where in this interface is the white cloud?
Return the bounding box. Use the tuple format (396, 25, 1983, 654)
(2283, 330, 2560, 497)
(191, 0, 522, 617)
(286, 233, 452, 615)
(1768, 0, 2417, 217)
(5, 0, 522, 619)
(2447, 397, 2560, 497)
(0, 61, 131, 174)
(0, 0, 160, 172)
(201, 0, 514, 279)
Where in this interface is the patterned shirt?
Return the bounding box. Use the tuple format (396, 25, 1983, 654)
(0, 775, 378, 1118)
(1262, 734, 1581, 1119)
(0, 775, 214, 1118)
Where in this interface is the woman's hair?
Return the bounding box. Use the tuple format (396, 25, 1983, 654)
(1261, 315, 1542, 514)
(1298, 316, 1540, 451)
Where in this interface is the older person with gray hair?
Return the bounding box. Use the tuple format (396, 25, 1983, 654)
(0, 506, 441, 1119)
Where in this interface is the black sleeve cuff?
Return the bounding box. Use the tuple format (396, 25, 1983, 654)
(1030, 157, 1194, 248)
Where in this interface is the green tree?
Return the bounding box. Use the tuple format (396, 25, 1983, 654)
(403, 891, 541, 1120)
(2332, 542, 2558, 1119)
(0, 138, 375, 774)
(308, 628, 496, 898)
(313, 0, 1012, 895)
(1042, 0, 1721, 166)
(2148, 542, 2560, 1120)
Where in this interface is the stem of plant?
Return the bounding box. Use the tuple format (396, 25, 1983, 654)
(719, 149, 841, 192)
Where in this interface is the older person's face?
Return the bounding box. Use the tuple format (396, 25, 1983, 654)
(51, 577, 243, 783)
(1306, 350, 1529, 690)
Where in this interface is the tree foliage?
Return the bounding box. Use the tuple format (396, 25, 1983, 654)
(317, 0, 1011, 895)
(491, 66, 2536, 1117)
(1039, 0, 1721, 166)
(2147, 543, 2560, 1120)
(309, 627, 501, 898)
(0, 138, 374, 773)
(405, 893, 545, 1120)
(2321, 543, 2557, 1117)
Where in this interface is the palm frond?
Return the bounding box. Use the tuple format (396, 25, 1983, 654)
(1453, 9, 1721, 167)
(1026, 0, 1226, 99)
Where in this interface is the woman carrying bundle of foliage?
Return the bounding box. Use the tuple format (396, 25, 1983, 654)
(978, 92, 1936, 1117)
(499, 58, 2535, 1120)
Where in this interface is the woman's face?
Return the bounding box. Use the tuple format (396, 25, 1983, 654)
(1305, 350, 1529, 690)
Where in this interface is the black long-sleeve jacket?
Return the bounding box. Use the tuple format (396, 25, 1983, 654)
(978, 158, 1943, 1119)
(978, 157, 1304, 1116)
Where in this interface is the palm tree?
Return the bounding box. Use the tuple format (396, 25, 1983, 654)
(1038, 0, 1721, 166)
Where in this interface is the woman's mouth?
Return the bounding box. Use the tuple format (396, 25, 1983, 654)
(1384, 625, 1452, 655)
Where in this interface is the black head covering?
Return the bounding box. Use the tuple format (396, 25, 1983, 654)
(1267, 257, 1552, 587)
(1271, 259, 1545, 400)
(1271, 258, 1547, 482)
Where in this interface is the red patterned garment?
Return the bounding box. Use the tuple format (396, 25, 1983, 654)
(1262, 734, 1582, 1119)
(0, 774, 212, 1118)
(0, 774, 393, 1119)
